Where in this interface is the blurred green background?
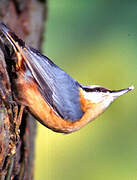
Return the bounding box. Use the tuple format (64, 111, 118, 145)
(35, 1, 137, 180)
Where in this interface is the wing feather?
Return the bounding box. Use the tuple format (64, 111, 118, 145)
(22, 46, 83, 121)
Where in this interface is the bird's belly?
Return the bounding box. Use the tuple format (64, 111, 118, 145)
(14, 72, 98, 133)
(14, 72, 79, 133)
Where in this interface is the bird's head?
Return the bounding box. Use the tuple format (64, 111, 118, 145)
(80, 85, 134, 117)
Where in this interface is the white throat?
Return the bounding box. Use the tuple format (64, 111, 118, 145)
(83, 90, 114, 108)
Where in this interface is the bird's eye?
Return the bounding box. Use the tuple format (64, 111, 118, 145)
(82, 86, 109, 93)
(94, 87, 109, 93)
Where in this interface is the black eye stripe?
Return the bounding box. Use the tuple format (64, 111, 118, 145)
(83, 87, 109, 93)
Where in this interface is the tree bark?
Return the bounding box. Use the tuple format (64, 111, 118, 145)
(0, 0, 46, 179)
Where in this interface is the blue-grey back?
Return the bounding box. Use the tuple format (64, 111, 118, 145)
(22, 46, 83, 121)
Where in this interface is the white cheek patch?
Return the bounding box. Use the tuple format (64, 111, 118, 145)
(83, 91, 114, 107)
(102, 97, 114, 108)
(83, 91, 104, 103)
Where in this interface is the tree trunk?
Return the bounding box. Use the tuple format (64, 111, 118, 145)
(0, 0, 46, 179)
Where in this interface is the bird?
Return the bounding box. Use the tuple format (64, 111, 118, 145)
(0, 22, 134, 133)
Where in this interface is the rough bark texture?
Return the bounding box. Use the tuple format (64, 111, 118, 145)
(0, 0, 46, 179)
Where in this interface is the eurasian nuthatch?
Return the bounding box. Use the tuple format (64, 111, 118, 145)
(0, 22, 134, 133)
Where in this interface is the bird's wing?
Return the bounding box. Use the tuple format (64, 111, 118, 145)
(0, 22, 83, 121)
(22, 46, 83, 121)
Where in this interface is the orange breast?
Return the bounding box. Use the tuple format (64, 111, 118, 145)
(14, 70, 101, 133)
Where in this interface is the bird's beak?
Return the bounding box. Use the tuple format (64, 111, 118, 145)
(110, 85, 134, 99)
